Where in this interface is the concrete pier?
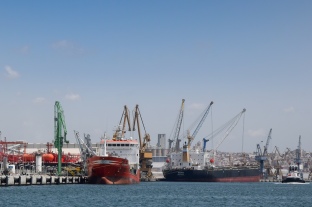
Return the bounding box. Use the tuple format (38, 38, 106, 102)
(0, 175, 88, 187)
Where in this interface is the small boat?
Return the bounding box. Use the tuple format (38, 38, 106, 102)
(282, 165, 305, 183)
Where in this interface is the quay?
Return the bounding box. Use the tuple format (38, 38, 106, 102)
(0, 175, 88, 187)
(260, 178, 311, 183)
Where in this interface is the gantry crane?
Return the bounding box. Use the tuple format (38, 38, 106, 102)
(54, 101, 69, 175)
(132, 104, 153, 181)
(255, 128, 272, 177)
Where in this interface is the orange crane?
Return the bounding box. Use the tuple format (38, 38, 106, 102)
(113, 105, 131, 140)
(132, 104, 153, 181)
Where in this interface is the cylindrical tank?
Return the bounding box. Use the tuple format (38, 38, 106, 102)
(156, 148, 161, 157)
(35, 153, 42, 173)
(42, 153, 54, 162)
(161, 149, 166, 157)
(23, 154, 35, 162)
(163, 149, 169, 156)
(152, 149, 157, 157)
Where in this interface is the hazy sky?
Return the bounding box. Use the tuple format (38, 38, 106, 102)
(1, 1, 311, 153)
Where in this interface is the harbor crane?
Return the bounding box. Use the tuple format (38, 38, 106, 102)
(74, 131, 96, 175)
(54, 101, 69, 175)
(255, 128, 272, 177)
(170, 99, 185, 152)
(132, 104, 153, 181)
(187, 101, 213, 148)
(271, 146, 283, 172)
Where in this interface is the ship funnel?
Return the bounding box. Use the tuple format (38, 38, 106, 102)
(182, 142, 190, 163)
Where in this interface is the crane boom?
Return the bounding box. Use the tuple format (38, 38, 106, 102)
(173, 99, 185, 151)
(74, 131, 96, 175)
(188, 101, 213, 147)
(214, 108, 246, 151)
(54, 101, 69, 175)
(116, 105, 131, 139)
(263, 128, 272, 156)
(192, 101, 213, 138)
(133, 105, 150, 149)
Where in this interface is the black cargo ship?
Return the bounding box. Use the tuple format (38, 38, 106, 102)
(163, 166, 260, 182)
(163, 142, 260, 182)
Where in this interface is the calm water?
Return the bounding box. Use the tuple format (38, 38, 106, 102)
(1, 182, 311, 207)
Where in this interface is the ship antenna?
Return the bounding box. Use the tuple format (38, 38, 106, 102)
(241, 111, 245, 153)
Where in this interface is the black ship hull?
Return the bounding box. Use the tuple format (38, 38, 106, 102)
(163, 166, 260, 182)
(282, 177, 305, 183)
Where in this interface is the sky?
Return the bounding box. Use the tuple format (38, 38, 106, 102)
(1, 1, 311, 153)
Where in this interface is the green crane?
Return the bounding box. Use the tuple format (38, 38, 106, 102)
(54, 101, 69, 175)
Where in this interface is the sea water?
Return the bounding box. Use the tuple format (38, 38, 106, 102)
(1, 182, 311, 207)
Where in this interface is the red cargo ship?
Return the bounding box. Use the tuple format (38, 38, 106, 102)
(87, 126, 140, 185)
(87, 154, 140, 184)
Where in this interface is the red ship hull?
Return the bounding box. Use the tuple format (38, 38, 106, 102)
(87, 156, 140, 185)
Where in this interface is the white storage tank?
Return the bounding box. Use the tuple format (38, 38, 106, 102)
(36, 153, 43, 173)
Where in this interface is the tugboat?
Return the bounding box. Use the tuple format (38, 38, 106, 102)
(282, 136, 306, 184)
(282, 165, 305, 183)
